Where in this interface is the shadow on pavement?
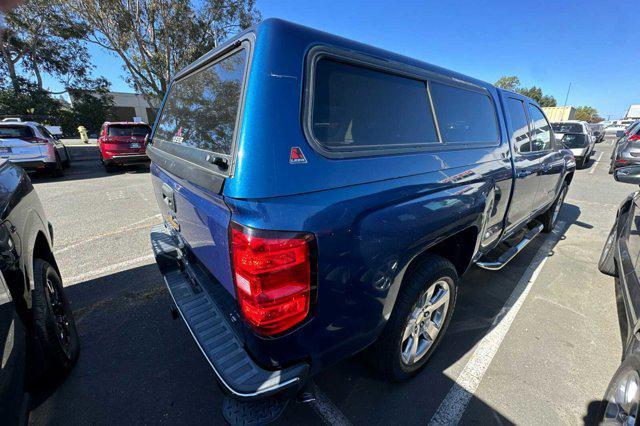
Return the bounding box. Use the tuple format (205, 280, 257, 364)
(29, 204, 587, 425)
(30, 145, 149, 184)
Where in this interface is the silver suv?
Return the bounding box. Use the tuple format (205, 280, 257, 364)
(0, 119, 71, 176)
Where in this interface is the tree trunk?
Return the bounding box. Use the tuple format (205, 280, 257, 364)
(0, 41, 21, 94)
(32, 59, 43, 91)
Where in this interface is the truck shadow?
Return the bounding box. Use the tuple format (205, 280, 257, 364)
(29, 204, 596, 425)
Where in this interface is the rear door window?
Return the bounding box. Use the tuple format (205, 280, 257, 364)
(429, 82, 499, 144)
(154, 48, 248, 157)
(310, 58, 438, 153)
(0, 125, 34, 139)
(505, 98, 531, 152)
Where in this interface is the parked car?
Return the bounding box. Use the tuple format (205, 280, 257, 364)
(0, 120, 71, 176)
(598, 165, 640, 424)
(97, 122, 151, 172)
(0, 159, 80, 423)
(610, 125, 640, 174)
(605, 123, 628, 142)
(552, 121, 595, 168)
(147, 19, 575, 423)
(589, 122, 605, 143)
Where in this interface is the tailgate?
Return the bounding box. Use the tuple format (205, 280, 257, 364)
(0, 138, 44, 161)
(151, 166, 235, 296)
(147, 43, 250, 296)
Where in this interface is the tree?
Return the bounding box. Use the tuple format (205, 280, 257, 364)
(495, 76, 520, 91)
(574, 106, 602, 123)
(65, 0, 261, 103)
(494, 76, 557, 107)
(0, 0, 96, 94)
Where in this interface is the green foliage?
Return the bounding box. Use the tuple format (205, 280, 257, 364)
(1, 0, 96, 93)
(0, 80, 113, 135)
(66, 0, 261, 102)
(495, 76, 520, 91)
(574, 106, 602, 123)
(494, 76, 557, 107)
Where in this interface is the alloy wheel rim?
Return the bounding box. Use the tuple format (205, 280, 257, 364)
(401, 279, 450, 366)
(45, 277, 71, 352)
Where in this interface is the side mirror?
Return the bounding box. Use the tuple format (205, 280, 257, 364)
(614, 166, 640, 185)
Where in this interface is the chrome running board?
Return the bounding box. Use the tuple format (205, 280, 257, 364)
(476, 222, 544, 271)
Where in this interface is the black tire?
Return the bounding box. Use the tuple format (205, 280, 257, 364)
(540, 181, 568, 233)
(104, 163, 116, 173)
(32, 259, 80, 381)
(62, 148, 71, 168)
(51, 155, 64, 177)
(598, 224, 618, 277)
(367, 255, 458, 382)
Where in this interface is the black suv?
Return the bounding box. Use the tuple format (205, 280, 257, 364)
(0, 160, 79, 423)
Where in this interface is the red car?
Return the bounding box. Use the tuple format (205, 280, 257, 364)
(98, 122, 151, 172)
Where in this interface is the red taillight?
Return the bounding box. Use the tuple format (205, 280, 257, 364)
(230, 223, 315, 336)
(629, 134, 640, 141)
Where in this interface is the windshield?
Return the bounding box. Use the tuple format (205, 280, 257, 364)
(562, 133, 589, 148)
(153, 48, 248, 157)
(0, 125, 34, 139)
(552, 123, 583, 134)
(108, 125, 151, 137)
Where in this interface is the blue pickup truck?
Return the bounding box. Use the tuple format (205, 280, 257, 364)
(148, 18, 575, 422)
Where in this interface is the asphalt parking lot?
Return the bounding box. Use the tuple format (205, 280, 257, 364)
(27, 139, 629, 425)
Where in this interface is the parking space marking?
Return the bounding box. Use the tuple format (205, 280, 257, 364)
(54, 214, 161, 254)
(428, 221, 565, 425)
(589, 152, 604, 174)
(310, 383, 352, 426)
(64, 254, 155, 286)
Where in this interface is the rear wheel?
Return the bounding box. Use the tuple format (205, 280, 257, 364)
(51, 155, 64, 177)
(32, 259, 80, 381)
(62, 148, 71, 168)
(540, 181, 568, 233)
(104, 162, 116, 173)
(368, 255, 458, 382)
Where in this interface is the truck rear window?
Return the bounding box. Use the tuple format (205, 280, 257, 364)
(108, 125, 151, 137)
(154, 49, 247, 156)
(552, 123, 583, 134)
(0, 125, 34, 139)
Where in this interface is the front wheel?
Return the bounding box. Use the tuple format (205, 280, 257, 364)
(367, 255, 458, 382)
(540, 181, 568, 233)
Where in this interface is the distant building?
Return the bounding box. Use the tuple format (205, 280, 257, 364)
(542, 106, 576, 122)
(626, 105, 640, 120)
(107, 92, 159, 124)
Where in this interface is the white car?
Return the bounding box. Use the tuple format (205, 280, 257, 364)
(551, 120, 595, 168)
(0, 121, 70, 176)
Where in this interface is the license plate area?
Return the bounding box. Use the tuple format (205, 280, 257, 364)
(130, 143, 141, 149)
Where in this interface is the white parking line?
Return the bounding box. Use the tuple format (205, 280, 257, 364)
(589, 152, 604, 174)
(63, 254, 155, 286)
(54, 214, 161, 254)
(428, 221, 565, 425)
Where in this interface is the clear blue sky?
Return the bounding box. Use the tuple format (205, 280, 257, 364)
(44, 0, 639, 119)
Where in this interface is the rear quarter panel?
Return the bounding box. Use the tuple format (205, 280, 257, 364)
(227, 154, 513, 371)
